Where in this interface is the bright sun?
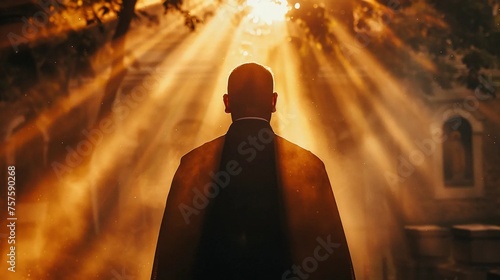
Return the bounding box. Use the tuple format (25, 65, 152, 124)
(246, 0, 289, 24)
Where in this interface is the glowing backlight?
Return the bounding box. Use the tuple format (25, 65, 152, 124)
(246, 0, 289, 24)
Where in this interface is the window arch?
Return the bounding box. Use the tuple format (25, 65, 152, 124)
(433, 106, 484, 199)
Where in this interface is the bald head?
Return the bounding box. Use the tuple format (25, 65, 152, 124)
(224, 63, 278, 121)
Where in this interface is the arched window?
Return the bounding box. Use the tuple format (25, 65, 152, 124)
(442, 117, 473, 187)
(433, 107, 484, 199)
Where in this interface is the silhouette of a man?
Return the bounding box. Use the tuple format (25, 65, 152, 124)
(151, 63, 355, 280)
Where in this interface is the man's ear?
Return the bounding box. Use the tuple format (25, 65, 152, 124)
(271, 92, 278, 113)
(223, 94, 231, 113)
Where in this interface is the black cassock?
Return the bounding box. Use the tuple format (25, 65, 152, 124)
(151, 119, 355, 280)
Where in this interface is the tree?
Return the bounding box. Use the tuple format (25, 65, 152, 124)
(96, 0, 201, 121)
(288, 0, 499, 95)
(0, 0, 202, 114)
(97, 0, 138, 121)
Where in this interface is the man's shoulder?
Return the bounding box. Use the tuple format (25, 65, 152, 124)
(177, 134, 325, 168)
(274, 135, 325, 167)
(180, 135, 225, 164)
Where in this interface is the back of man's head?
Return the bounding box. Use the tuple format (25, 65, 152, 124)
(226, 63, 276, 120)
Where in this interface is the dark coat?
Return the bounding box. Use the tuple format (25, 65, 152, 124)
(152, 119, 355, 280)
